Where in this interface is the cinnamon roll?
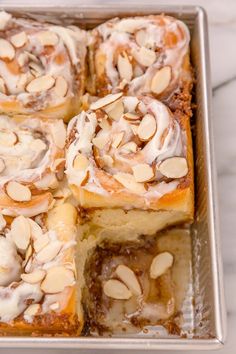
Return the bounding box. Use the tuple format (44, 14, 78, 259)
(0, 203, 82, 336)
(88, 15, 192, 114)
(66, 94, 194, 234)
(0, 11, 87, 121)
(82, 227, 191, 335)
(0, 114, 66, 217)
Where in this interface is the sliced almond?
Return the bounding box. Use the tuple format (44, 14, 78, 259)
(0, 157, 5, 173)
(36, 241, 62, 263)
(112, 132, 124, 148)
(158, 157, 188, 179)
(0, 131, 17, 146)
(17, 52, 28, 67)
(51, 120, 66, 149)
(28, 219, 43, 240)
(98, 119, 110, 131)
(6, 181, 31, 202)
(73, 154, 89, 171)
(29, 61, 44, 77)
(0, 214, 6, 231)
(10, 31, 27, 48)
(54, 76, 68, 97)
(90, 92, 123, 111)
(41, 266, 74, 294)
(150, 252, 174, 279)
(26, 75, 55, 93)
(105, 99, 124, 121)
(92, 135, 109, 150)
(133, 65, 144, 78)
(24, 303, 41, 316)
(135, 29, 147, 47)
(120, 141, 137, 153)
(0, 39, 15, 60)
(25, 51, 39, 63)
(123, 112, 141, 122)
(11, 215, 31, 250)
(103, 279, 132, 300)
(102, 154, 114, 167)
(34, 233, 50, 252)
(22, 244, 33, 268)
(37, 31, 58, 46)
(117, 53, 133, 82)
(137, 114, 156, 141)
(114, 172, 146, 194)
(16, 73, 29, 90)
(130, 124, 139, 135)
(132, 47, 156, 67)
(21, 269, 46, 284)
(151, 66, 171, 95)
(0, 77, 6, 94)
(132, 163, 154, 182)
(116, 264, 142, 296)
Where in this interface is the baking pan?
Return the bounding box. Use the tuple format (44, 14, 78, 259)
(0, 3, 226, 351)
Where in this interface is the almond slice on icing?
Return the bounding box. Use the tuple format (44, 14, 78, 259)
(26, 75, 55, 93)
(130, 124, 138, 135)
(24, 304, 41, 316)
(36, 241, 62, 263)
(50, 302, 60, 311)
(51, 120, 66, 149)
(54, 76, 68, 97)
(99, 118, 111, 131)
(0, 131, 17, 146)
(116, 264, 142, 296)
(150, 252, 174, 279)
(37, 31, 58, 46)
(0, 39, 15, 60)
(137, 114, 156, 141)
(123, 112, 141, 122)
(0, 158, 5, 173)
(158, 157, 188, 178)
(117, 53, 133, 82)
(29, 61, 44, 77)
(132, 163, 154, 182)
(92, 135, 109, 150)
(105, 99, 124, 121)
(120, 141, 137, 153)
(41, 266, 75, 294)
(151, 66, 171, 95)
(11, 215, 31, 250)
(114, 172, 146, 194)
(34, 233, 50, 252)
(73, 153, 89, 170)
(0, 214, 6, 231)
(30, 139, 46, 152)
(103, 279, 132, 300)
(6, 181, 31, 202)
(135, 29, 147, 47)
(10, 31, 27, 48)
(90, 92, 123, 111)
(102, 154, 114, 167)
(112, 132, 124, 148)
(0, 77, 6, 94)
(21, 269, 46, 284)
(132, 47, 156, 67)
(22, 244, 33, 268)
(28, 219, 43, 240)
(17, 52, 28, 67)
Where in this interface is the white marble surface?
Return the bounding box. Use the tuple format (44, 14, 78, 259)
(1, 0, 235, 352)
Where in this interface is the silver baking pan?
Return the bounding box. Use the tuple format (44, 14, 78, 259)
(0, 3, 226, 351)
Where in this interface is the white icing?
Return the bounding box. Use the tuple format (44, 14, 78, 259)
(0, 236, 22, 286)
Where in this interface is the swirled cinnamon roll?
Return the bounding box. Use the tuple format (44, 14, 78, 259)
(66, 94, 194, 234)
(88, 15, 192, 114)
(0, 114, 67, 217)
(0, 11, 87, 121)
(0, 203, 82, 336)
(82, 227, 191, 335)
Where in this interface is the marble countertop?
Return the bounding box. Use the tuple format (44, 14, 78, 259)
(1, 0, 235, 353)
